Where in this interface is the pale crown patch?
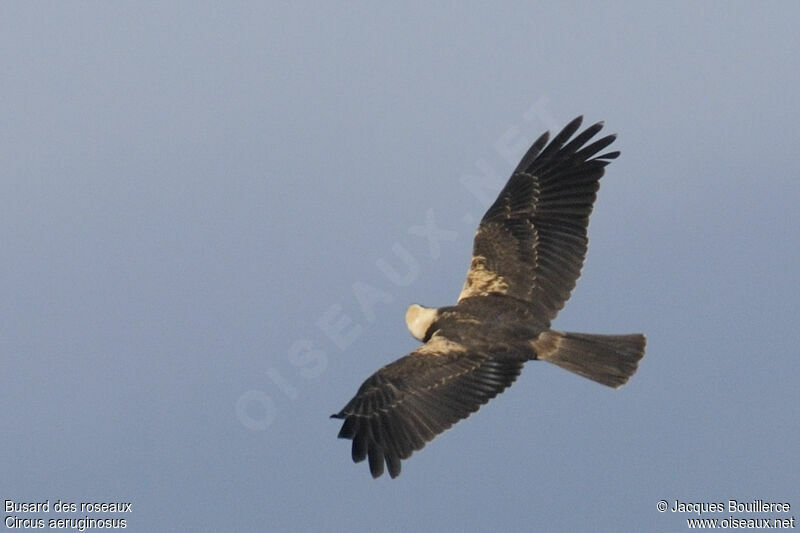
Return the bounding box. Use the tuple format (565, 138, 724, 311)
(405, 304, 438, 341)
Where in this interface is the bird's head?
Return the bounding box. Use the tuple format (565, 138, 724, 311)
(405, 304, 438, 341)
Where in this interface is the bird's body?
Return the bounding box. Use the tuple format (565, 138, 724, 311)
(421, 295, 546, 350)
(332, 116, 646, 478)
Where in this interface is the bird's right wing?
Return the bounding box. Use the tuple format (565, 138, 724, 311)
(458, 117, 619, 324)
(331, 334, 524, 478)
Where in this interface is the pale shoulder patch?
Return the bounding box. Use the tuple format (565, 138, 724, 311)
(416, 334, 467, 357)
(458, 255, 509, 302)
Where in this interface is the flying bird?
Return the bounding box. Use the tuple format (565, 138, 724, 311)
(331, 116, 646, 478)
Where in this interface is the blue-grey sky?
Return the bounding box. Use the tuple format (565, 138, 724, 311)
(2, 3, 798, 532)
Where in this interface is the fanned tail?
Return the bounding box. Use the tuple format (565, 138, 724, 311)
(533, 331, 646, 388)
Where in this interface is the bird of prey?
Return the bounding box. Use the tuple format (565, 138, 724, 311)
(331, 116, 646, 479)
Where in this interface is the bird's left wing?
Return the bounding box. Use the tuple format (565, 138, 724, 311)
(458, 117, 619, 324)
(331, 334, 524, 478)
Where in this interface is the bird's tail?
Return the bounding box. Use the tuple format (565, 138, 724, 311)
(533, 331, 646, 388)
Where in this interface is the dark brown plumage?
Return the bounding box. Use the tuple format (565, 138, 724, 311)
(332, 116, 646, 478)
